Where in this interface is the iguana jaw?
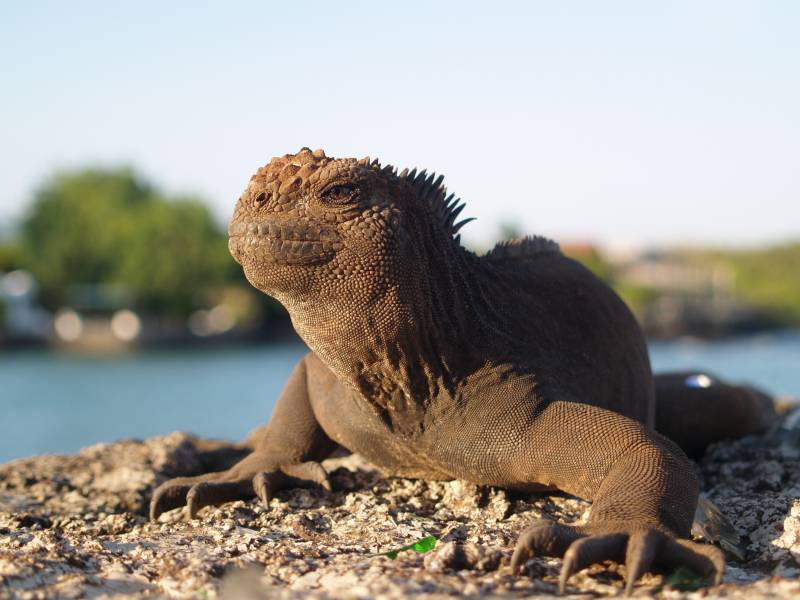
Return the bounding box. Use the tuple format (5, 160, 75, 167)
(228, 218, 341, 266)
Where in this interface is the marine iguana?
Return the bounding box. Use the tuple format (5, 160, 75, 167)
(151, 148, 776, 593)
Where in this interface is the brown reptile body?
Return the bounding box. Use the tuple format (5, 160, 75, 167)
(151, 148, 775, 593)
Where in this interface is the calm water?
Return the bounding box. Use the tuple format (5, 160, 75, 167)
(1, 331, 799, 463)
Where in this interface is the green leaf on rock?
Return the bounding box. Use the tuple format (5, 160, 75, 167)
(662, 566, 709, 592)
(379, 535, 437, 559)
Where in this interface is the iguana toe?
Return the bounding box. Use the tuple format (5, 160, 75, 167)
(659, 537, 725, 586)
(150, 473, 224, 521)
(510, 520, 581, 574)
(253, 461, 332, 507)
(186, 479, 254, 519)
(149, 460, 332, 520)
(281, 461, 332, 491)
(622, 530, 660, 594)
(559, 533, 627, 593)
(252, 471, 281, 506)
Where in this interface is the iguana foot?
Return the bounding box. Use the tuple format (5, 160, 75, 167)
(510, 520, 724, 595)
(149, 457, 331, 521)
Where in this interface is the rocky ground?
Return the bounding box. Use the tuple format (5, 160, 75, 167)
(1, 407, 799, 599)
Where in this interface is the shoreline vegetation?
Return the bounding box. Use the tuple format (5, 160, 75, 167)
(1, 167, 799, 350)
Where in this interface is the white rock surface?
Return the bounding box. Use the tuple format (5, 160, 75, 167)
(1, 409, 799, 599)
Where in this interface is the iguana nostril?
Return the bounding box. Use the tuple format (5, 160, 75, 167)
(252, 191, 268, 208)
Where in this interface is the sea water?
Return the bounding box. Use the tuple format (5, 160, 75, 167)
(1, 331, 798, 463)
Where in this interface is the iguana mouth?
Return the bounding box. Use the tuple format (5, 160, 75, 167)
(228, 220, 342, 265)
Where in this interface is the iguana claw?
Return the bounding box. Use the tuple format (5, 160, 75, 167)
(511, 519, 724, 595)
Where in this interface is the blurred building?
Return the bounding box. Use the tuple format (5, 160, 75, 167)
(611, 250, 763, 337)
(49, 284, 246, 353)
(0, 270, 50, 344)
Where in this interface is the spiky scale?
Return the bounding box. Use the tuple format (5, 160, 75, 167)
(419, 172, 439, 200)
(452, 217, 476, 234)
(420, 172, 435, 194)
(445, 203, 466, 227)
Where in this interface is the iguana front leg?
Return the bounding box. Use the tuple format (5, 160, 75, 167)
(150, 353, 338, 520)
(506, 401, 724, 594)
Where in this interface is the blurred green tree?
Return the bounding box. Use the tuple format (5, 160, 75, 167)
(698, 243, 800, 324)
(20, 168, 235, 315)
(0, 241, 21, 272)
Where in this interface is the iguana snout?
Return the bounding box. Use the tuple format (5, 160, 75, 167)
(228, 217, 342, 266)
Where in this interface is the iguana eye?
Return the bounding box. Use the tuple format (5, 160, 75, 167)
(321, 184, 357, 204)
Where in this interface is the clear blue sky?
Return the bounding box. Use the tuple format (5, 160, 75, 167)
(2, 1, 798, 248)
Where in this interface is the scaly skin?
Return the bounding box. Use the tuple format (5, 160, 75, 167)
(151, 148, 776, 593)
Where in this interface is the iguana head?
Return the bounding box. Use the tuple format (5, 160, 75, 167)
(228, 148, 472, 307)
(229, 149, 507, 406)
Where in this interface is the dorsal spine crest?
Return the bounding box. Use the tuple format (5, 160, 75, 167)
(486, 236, 561, 259)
